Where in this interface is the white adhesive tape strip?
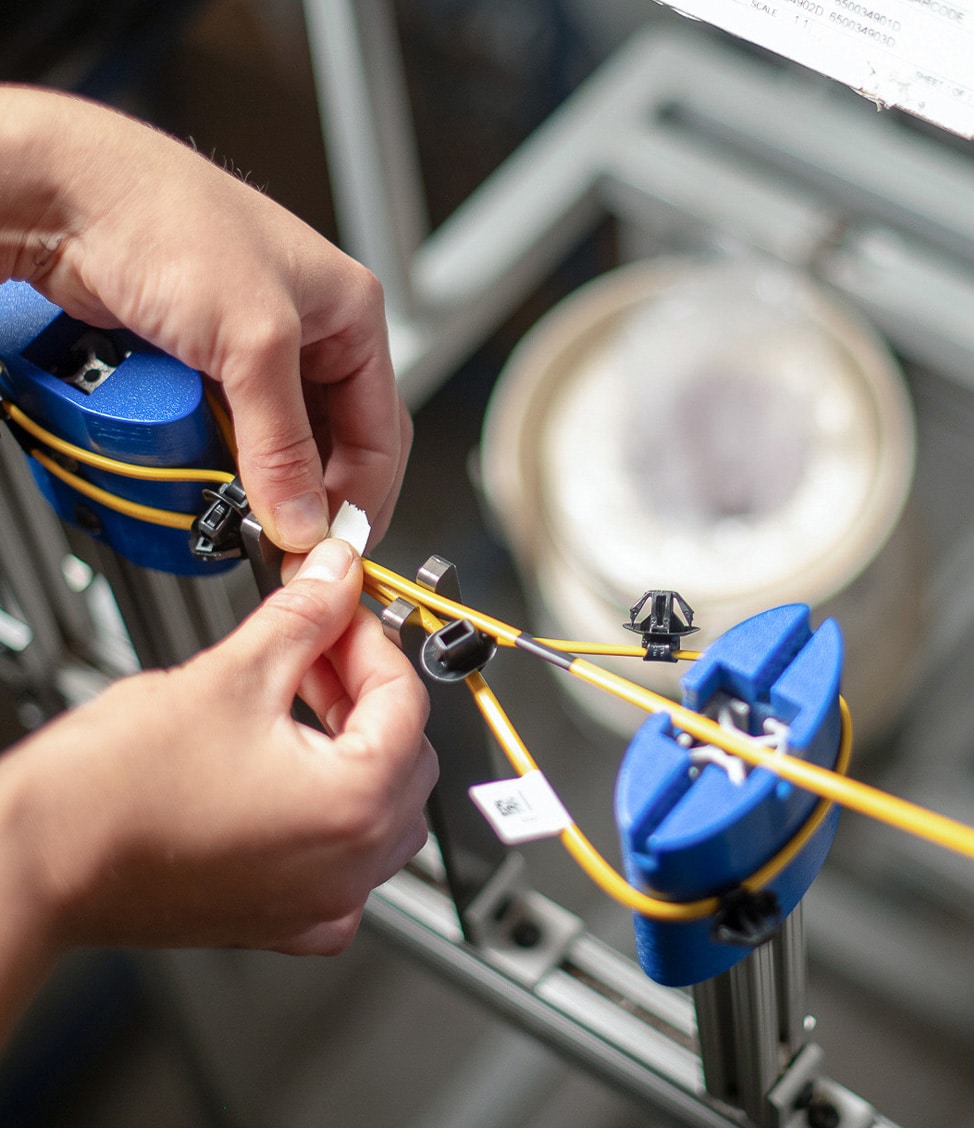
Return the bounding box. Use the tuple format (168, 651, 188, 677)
(327, 500, 371, 556)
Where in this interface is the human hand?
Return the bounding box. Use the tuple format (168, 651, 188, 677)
(0, 538, 436, 983)
(0, 85, 410, 551)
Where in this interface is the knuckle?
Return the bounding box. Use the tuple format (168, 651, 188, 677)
(267, 585, 333, 638)
(248, 431, 321, 484)
(335, 268, 388, 350)
(231, 307, 301, 364)
(334, 792, 384, 847)
(349, 266, 386, 318)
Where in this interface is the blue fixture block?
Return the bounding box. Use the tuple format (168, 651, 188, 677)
(615, 604, 843, 986)
(0, 281, 235, 575)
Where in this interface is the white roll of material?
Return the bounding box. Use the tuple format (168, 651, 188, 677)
(481, 257, 920, 746)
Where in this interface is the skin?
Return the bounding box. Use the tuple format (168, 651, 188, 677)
(0, 83, 411, 551)
(0, 89, 437, 1040)
(0, 541, 437, 1044)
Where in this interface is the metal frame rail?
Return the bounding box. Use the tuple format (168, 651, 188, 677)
(368, 857, 893, 1128)
(301, 5, 974, 407)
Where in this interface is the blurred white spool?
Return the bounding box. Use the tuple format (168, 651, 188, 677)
(481, 257, 920, 746)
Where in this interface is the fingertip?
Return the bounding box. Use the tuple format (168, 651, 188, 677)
(271, 490, 331, 552)
(295, 537, 358, 584)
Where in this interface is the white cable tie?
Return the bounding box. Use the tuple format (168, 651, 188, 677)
(688, 745, 749, 786)
(759, 717, 791, 757)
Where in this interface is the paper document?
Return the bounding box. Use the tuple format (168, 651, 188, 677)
(664, 0, 974, 137)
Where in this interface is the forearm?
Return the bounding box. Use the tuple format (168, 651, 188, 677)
(0, 85, 92, 282)
(0, 84, 197, 288)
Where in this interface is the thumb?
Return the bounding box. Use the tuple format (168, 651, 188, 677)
(220, 538, 363, 706)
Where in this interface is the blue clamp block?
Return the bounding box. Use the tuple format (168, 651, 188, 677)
(0, 281, 235, 576)
(615, 604, 843, 986)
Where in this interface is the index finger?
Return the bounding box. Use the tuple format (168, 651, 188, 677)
(305, 606, 431, 750)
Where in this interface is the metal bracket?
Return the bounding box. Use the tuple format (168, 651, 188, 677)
(240, 511, 283, 599)
(460, 852, 583, 988)
(769, 1042, 884, 1128)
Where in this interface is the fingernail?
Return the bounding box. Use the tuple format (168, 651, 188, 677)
(300, 537, 356, 583)
(273, 491, 330, 550)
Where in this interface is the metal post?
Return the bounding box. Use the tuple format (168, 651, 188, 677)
(693, 910, 809, 1127)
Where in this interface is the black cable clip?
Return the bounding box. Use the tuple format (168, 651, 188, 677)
(624, 590, 699, 662)
(421, 619, 497, 683)
(710, 887, 782, 949)
(191, 477, 250, 562)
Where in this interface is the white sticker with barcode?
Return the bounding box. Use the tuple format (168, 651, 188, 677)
(468, 770, 574, 844)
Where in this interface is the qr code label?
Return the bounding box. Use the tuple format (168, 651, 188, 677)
(468, 770, 573, 844)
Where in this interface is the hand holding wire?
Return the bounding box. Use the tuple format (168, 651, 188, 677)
(4, 392, 974, 916)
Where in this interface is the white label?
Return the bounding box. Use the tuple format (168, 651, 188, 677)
(327, 500, 371, 555)
(468, 770, 574, 844)
(666, 0, 974, 137)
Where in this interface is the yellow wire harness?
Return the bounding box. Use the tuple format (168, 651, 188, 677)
(6, 398, 974, 910)
(3, 399, 235, 485)
(32, 450, 198, 531)
(399, 588, 853, 921)
(362, 560, 974, 866)
(2, 397, 236, 531)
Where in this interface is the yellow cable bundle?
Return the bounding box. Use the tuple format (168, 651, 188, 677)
(5, 398, 974, 907)
(365, 565, 856, 919)
(362, 560, 974, 867)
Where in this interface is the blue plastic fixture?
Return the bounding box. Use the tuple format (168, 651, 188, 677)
(0, 281, 235, 576)
(615, 604, 843, 986)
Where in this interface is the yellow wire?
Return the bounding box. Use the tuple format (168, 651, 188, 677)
(365, 560, 523, 644)
(32, 450, 196, 531)
(6, 402, 971, 870)
(3, 399, 235, 484)
(559, 700, 852, 918)
(466, 672, 540, 776)
(367, 568, 854, 919)
(361, 576, 696, 663)
(511, 639, 699, 659)
(362, 559, 974, 864)
(569, 656, 974, 861)
(468, 667, 708, 919)
(204, 386, 238, 462)
(496, 635, 702, 660)
(467, 640, 851, 920)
